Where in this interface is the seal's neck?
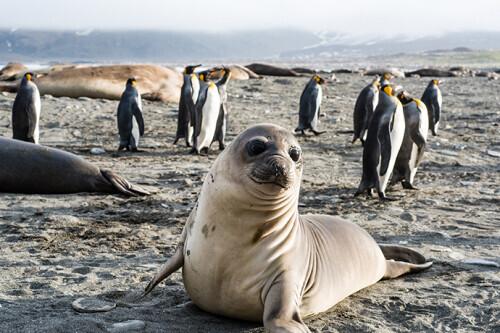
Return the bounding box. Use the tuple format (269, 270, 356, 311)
(197, 160, 301, 246)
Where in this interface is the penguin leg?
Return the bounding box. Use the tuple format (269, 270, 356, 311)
(402, 181, 419, 190)
(118, 145, 126, 151)
(294, 128, 306, 136)
(199, 147, 209, 156)
(378, 191, 400, 201)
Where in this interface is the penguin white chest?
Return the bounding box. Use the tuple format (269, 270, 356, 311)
(311, 86, 322, 128)
(378, 103, 405, 193)
(191, 75, 200, 104)
(32, 86, 41, 144)
(197, 85, 221, 151)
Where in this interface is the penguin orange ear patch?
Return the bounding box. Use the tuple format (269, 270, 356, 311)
(26, 73, 32, 81)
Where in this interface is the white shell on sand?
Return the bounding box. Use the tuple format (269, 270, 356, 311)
(108, 320, 146, 333)
(72, 297, 116, 313)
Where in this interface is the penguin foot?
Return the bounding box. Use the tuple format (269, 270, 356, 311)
(402, 182, 419, 190)
(118, 145, 126, 151)
(294, 129, 306, 136)
(199, 147, 209, 156)
(130, 147, 139, 153)
(219, 144, 225, 151)
(311, 130, 326, 136)
(189, 148, 198, 155)
(378, 193, 400, 202)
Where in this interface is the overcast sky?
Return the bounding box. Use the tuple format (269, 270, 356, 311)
(2, 0, 500, 36)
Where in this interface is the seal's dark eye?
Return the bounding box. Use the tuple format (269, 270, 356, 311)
(247, 140, 267, 156)
(289, 147, 301, 162)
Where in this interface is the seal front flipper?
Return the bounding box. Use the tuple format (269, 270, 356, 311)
(144, 208, 196, 296)
(379, 245, 433, 279)
(143, 245, 184, 296)
(262, 276, 310, 333)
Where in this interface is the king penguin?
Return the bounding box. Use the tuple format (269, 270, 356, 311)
(213, 67, 232, 150)
(355, 85, 406, 200)
(391, 90, 429, 189)
(192, 70, 222, 155)
(117, 78, 145, 152)
(421, 79, 442, 136)
(295, 74, 326, 135)
(174, 64, 201, 147)
(379, 72, 393, 86)
(12, 72, 41, 144)
(352, 76, 380, 145)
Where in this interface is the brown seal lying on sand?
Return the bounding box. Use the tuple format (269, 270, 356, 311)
(0, 137, 149, 196)
(31, 64, 182, 103)
(245, 63, 301, 77)
(145, 124, 432, 332)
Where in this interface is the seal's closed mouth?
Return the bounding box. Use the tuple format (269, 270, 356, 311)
(249, 176, 289, 189)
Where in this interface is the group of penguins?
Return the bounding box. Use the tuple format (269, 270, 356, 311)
(352, 74, 442, 200)
(11, 65, 232, 155)
(290, 72, 442, 200)
(11, 68, 442, 201)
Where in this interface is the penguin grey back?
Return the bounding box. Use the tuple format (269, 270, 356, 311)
(12, 72, 41, 144)
(117, 78, 144, 151)
(353, 78, 380, 144)
(421, 79, 442, 136)
(295, 75, 325, 135)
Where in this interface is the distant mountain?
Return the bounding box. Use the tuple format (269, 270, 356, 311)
(281, 31, 500, 59)
(0, 29, 320, 63)
(1, 29, 499, 64)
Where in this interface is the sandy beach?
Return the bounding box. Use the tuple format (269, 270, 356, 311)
(0, 73, 498, 332)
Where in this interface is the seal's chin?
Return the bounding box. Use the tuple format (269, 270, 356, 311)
(248, 176, 290, 189)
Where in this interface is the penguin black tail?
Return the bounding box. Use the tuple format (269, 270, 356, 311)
(100, 170, 150, 197)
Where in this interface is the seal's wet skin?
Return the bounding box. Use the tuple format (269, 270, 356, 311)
(145, 124, 431, 333)
(0, 137, 149, 196)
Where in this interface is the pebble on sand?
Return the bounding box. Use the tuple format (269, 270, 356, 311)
(90, 147, 106, 155)
(107, 320, 146, 333)
(400, 212, 416, 222)
(72, 297, 116, 313)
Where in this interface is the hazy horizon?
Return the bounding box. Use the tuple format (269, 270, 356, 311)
(2, 0, 500, 37)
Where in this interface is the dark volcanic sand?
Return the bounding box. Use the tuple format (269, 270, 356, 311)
(0, 74, 498, 332)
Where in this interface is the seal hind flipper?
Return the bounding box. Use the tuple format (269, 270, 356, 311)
(100, 170, 150, 197)
(377, 121, 392, 176)
(379, 245, 432, 279)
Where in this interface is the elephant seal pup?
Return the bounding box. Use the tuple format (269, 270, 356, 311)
(0, 137, 149, 196)
(144, 124, 432, 332)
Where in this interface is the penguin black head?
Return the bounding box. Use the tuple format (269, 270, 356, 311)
(24, 72, 34, 81)
(184, 64, 202, 75)
(126, 78, 137, 87)
(313, 75, 325, 85)
(397, 90, 413, 105)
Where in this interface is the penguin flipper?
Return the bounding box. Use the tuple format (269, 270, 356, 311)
(378, 121, 392, 177)
(408, 117, 427, 167)
(132, 103, 145, 136)
(100, 170, 150, 197)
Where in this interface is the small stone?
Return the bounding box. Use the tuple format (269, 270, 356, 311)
(90, 147, 106, 155)
(462, 259, 499, 268)
(487, 150, 500, 158)
(72, 297, 116, 313)
(72, 130, 82, 137)
(183, 178, 193, 187)
(72, 266, 91, 275)
(367, 213, 377, 221)
(400, 212, 416, 222)
(439, 150, 459, 157)
(107, 320, 146, 333)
